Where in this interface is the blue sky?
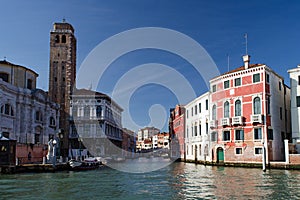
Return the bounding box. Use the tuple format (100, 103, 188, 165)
(1, 0, 300, 131)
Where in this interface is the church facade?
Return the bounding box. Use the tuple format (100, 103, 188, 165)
(0, 60, 60, 163)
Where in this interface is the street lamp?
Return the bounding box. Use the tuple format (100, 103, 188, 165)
(58, 129, 64, 162)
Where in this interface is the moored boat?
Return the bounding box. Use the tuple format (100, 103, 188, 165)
(68, 158, 101, 171)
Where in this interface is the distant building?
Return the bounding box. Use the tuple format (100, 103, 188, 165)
(122, 128, 136, 157)
(48, 21, 77, 158)
(157, 132, 170, 149)
(209, 55, 290, 164)
(69, 89, 123, 158)
(169, 105, 185, 160)
(288, 65, 300, 152)
(0, 60, 59, 163)
(185, 92, 211, 162)
(136, 127, 160, 152)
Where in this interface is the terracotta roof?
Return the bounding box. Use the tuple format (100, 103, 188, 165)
(221, 64, 264, 76)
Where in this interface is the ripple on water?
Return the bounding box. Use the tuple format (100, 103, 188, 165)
(1, 162, 300, 199)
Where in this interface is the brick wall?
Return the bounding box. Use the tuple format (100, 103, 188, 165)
(16, 144, 47, 164)
(289, 154, 300, 164)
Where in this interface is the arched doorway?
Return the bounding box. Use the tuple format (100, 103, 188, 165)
(217, 147, 224, 163)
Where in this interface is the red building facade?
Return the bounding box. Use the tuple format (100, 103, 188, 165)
(209, 55, 290, 164)
(169, 105, 185, 161)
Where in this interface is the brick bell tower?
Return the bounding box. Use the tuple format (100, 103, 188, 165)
(48, 20, 76, 159)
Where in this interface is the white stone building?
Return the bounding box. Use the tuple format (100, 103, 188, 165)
(69, 89, 123, 157)
(185, 92, 211, 162)
(0, 60, 60, 144)
(288, 65, 300, 152)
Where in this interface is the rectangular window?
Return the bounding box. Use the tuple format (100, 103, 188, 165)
(186, 110, 189, 118)
(0, 73, 9, 82)
(224, 80, 230, 89)
(191, 107, 193, 116)
(280, 107, 282, 120)
(199, 103, 201, 113)
(195, 105, 197, 115)
(34, 134, 40, 144)
(268, 129, 273, 140)
(191, 125, 194, 136)
(254, 128, 262, 140)
(255, 147, 263, 155)
(298, 76, 300, 85)
(266, 74, 270, 83)
(253, 73, 260, 83)
(235, 130, 244, 141)
(194, 125, 197, 136)
(267, 97, 270, 115)
(206, 122, 208, 134)
(186, 127, 189, 138)
(223, 131, 230, 141)
(297, 96, 300, 107)
(279, 81, 282, 91)
(234, 78, 241, 86)
(27, 79, 33, 90)
(211, 132, 217, 141)
(206, 99, 208, 110)
(198, 124, 202, 136)
(212, 85, 217, 92)
(235, 148, 243, 155)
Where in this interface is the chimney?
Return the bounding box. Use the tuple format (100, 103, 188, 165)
(243, 55, 250, 69)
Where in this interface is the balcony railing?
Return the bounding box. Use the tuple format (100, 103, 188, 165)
(232, 116, 243, 125)
(221, 118, 230, 126)
(251, 114, 262, 123)
(209, 120, 217, 128)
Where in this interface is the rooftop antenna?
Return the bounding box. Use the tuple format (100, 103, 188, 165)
(244, 33, 248, 55)
(227, 53, 230, 72)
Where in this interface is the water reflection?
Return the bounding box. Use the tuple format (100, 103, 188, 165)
(1, 162, 300, 199)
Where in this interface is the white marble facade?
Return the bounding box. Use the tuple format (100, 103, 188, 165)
(0, 60, 59, 144)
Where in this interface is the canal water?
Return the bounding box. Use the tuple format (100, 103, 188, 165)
(1, 161, 300, 200)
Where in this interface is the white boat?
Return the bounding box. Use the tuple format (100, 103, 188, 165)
(68, 158, 100, 170)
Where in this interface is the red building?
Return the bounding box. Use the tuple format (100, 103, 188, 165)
(169, 105, 185, 161)
(122, 128, 136, 157)
(209, 55, 290, 164)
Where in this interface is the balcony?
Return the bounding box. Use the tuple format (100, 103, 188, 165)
(251, 114, 262, 123)
(210, 120, 217, 128)
(232, 116, 243, 125)
(221, 118, 230, 126)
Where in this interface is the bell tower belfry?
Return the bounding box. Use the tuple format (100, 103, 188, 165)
(48, 20, 76, 158)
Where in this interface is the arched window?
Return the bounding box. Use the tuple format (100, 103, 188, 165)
(61, 35, 66, 43)
(0, 72, 9, 83)
(1, 104, 14, 116)
(235, 100, 241, 116)
(55, 35, 60, 43)
(224, 101, 230, 118)
(212, 105, 217, 120)
(253, 97, 261, 114)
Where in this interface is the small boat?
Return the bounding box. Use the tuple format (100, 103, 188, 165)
(68, 158, 100, 171)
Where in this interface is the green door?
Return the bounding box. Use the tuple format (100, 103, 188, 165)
(217, 148, 224, 163)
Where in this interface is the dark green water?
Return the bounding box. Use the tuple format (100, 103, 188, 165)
(1, 162, 300, 200)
